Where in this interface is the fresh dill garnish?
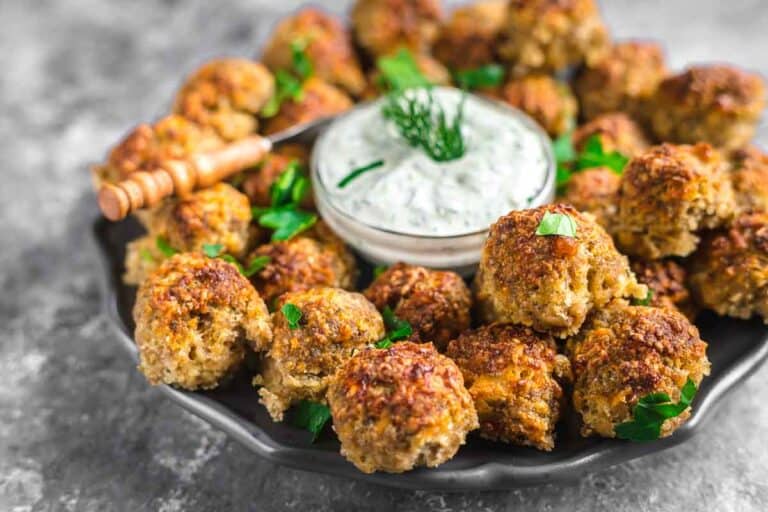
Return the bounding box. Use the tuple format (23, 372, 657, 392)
(337, 160, 386, 188)
(614, 378, 698, 442)
(292, 400, 331, 443)
(375, 306, 413, 349)
(155, 237, 178, 257)
(376, 48, 430, 92)
(281, 303, 303, 330)
(535, 212, 577, 238)
(454, 64, 505, 90)
(383, 89, 467, 162)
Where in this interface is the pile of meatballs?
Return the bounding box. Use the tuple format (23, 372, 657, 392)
(94, 0, 768, 474)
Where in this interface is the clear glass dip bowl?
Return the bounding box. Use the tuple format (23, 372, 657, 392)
(311, 91, 556, 276)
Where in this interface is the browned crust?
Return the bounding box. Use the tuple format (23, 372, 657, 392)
(572, 112, 650, 157)
(433, 0, 506, 71)
(500, 74, 578, 137)
(351, 0, 443, 58)
(630, 259, 698, 321)
(560, 167, 620, 232)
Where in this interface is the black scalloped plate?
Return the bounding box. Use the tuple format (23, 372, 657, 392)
(93, 217, 768, 490)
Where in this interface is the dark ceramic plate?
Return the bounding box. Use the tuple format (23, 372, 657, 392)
(94, 217, 768, 490)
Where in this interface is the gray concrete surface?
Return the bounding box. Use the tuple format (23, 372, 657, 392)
(1, 0, 767, 510)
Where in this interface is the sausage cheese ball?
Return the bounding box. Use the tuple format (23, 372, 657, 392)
(615, 143, 735, 259)
(364, 262, 472, 351)
(571, 112, 650, 158)
(559, 167, 620, 233)
(432, 0, 506, 71)
(327, 342, 478, 473)
(258, 288, 384, 420)
(649, 65, 766, 151)
(689, 212, 768, 322)
(263, 77, 353, 135)
(173, 58, 275, 141)
(261, 8, 366, 97)
(567, 302, 710, 438)
(134, 253, 272, 390)
(631, 259, 698, 321)
(500, 74, 578, 137)
(573, 42, 667, 122)
(728, 146, 768, 214)
(446, 324, 572, 450)
(475, 204, 647, 338)
(499, 0, 610, 76)
(247, 223, 357, 306)
(351, 0, 443, 58)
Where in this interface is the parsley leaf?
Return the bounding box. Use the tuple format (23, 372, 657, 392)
(377, 48, 430, 92)
(202, 243, 225, 258)
(337, 160, 386, 188)
(535, 212, 577, 238)
(373, 265, 388, 279)
(260, 70, 304, 118)
(259, 206, 317, 241)
(243, 255, 271, 277)
(632, 289, 654, 307)
(576, 135, 629, 174)
(139, 248, 155, 263)
(454, 64, 505, 90)
(269, 160, 303, 206)
(614, 378, 698, 442)
(253, 161, 318, 242)
(290, 39, 313, 81)
(155, 237, 178, 257)
(292, 400, 331, 442)
(375, 306, 413, 348)
(281, 303, 302, 330)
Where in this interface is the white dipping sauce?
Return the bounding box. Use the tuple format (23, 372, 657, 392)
(314, 87, 551, 237)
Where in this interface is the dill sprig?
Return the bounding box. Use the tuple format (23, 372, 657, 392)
(382, 89, 467, 162)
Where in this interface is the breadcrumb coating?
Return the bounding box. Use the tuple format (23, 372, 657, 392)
(433, 0, 506, 71)
(351, 0, 443, 58)
(728, 146, 768, 215)
(559, 167, 620, 233)
(500, 74, 578, 137)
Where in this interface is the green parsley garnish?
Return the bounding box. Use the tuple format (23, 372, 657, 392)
(259, 205, 317, 241)
(139, 248, 155, 263)
(632, 289, 654, 307)
(535, 212, 577, 238)
(201, 243, 270, 277)
(375, 306, 413, 349)
(155, 237, 178, 257)
(337, 160, 386, 188)
(454, 64, 505, 90)
(383, 89, 467, 162)
(290, 39, 313, 81)
(614, 378, 698, 442)
(376, 48, 430, 92)
(202, 243, 225, 258)
(292, 400, 331, 442)
(576, 135, 629, 174)
(281, 303, 302, 330)
(260, 40, 313, 118)
(373, 265, 388, 279)
(252, 161, 318, 242)
(242, 255, 271, 276)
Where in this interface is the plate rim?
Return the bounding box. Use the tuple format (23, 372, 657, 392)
(92, 218, 768, 491)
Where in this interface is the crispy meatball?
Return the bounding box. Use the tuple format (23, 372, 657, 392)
(261, 8, 366, 97)
(499, 0, 610, 76)
(241, 144, 313, 209)
(134, 253, 272, 390)
(247, 223, 358, 306)
(361, 53, 451, 99)
(559, 167, 620, 232)
(500, 74, 578, 137)
(364, 262, 472, 351)
(432, 0, 506, 71)
(263, 76, 353, 135)
(567, 302, 710, 438)
(689, 212, 768, 322)
(573, 42, 667, 122)
(650, 65, 766, 151)
(327, 342, 478, 473)
(351, 0, 443, 58)
(615, 143, 735, 259)
(446, 324, 571, 450)
(475, 204, 646, 338)
(258, 288, 384, 420)
(631, 259, 698, 321)
(173, 58, 275, 141)
(728, 146, 768, 214)
(572, 112, 650, 157)
(93, 114, 223, 185)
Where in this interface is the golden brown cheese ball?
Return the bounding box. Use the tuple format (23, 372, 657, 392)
(728, 146, 768, 214)
(446, 324, 571, 451)
(650, 65, 766, 151)
(173, 58, 275, 141)
(559, 167, 620, 232)
(93, 115, 222, 185)
(573, 42, 667, 122)
(432, 0, 506, 71)
(263, 76, 353, 135)
(363, 262, 472, 351)
(630, 259, 698, 321)
(134, 253, 272, 390)
(499, 0, 610, 76)
(241, 143, 313, 209)
(567, 302, 710, 438)
(261, 8, 366, 97)
(258, 288, 384, 420)
(351, 0, 443, 58)
(247, 223, 357, 306)
(615, 143, 735, 259)
(500, 74, 578, 137)
(474, 204, 646, 338)
(689, 212, 768, 322)
(572, 112, 650, 158)
(327, 342, 478, 473)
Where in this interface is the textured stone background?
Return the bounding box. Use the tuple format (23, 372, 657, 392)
(1, 0, 767, 510)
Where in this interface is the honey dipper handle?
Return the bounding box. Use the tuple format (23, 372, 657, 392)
(98, 135, 272, 221)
